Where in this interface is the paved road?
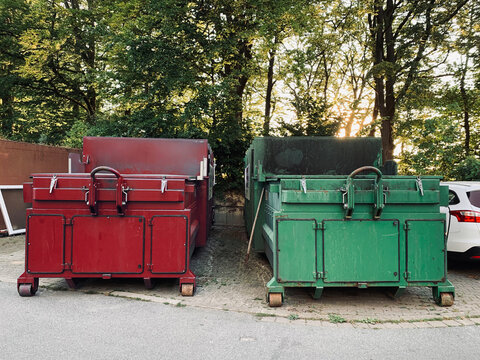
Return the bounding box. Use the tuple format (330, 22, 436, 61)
(5, 232, 480, 326)
(1, 282, 479, 360)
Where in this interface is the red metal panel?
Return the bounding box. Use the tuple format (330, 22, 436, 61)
(17, 137, 214, 296)
(27, 215, 64, 273)
(83, 137, 208, 176)
(150, 216, 187, 274)
(71, 216, 144, 274)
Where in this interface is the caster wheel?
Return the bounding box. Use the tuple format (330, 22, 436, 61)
(143, 278, 155, 290)
(440, 292, 454, 307)
(66, 278, 79, 289)
(18, 284, 34, 297)
(268, 293, 283, 307)
(180, 283, 194, 296)
(32, 278, 39, 294)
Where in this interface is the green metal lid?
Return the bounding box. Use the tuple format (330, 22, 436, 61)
(250, 137, 382, 176)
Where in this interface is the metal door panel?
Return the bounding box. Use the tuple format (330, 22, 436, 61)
(323, 220, 400, 283)
(406, 220, 445, 282)
(71, 216, 144, 274)
(276, 219, 316, 283)
(27, 215, 64, 274)
(150, 216, 187, 274)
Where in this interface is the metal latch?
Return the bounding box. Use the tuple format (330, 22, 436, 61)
(49, 175, 58, 194)
(122, 185, 130, 205)
(416, 177, 424, 196)
(404, 271, 411, 280)
(161, 177, 168, 193)
(301, 176, 307, 194)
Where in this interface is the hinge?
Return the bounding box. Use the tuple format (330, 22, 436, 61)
(404, 223, 410, 231)
(404, 271, 411, 280)
(313, 223, 325, 230)
(147, 264, 153, 270)
(81, 154, 90, 165)
(63, 263, 72, 270)
(63, 219, 72, 226)
(315, 271, 326, 279)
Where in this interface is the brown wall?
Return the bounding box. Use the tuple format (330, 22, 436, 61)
(0, 139, 80, 184)
(0, 139, 81, 230)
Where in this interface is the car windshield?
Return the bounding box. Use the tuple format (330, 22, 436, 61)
(467, 190, 480, 207)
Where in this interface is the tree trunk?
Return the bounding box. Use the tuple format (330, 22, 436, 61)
(85, 0, 96, 123)
(381, 0, 396, 162)
(371, 1, 386, 143)
(460, 56, 470, 157)
(232, 39, 252, 127)
(65, 0, 97, 123)
(263, 46, 276, 136)
(345, 112, 354, 137)
(370, 0, 395, 161)
(1, 94, 14, 136)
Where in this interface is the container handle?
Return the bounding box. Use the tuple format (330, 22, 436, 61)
(347, 166, 382, 182)
(88, 166, 126, 215)
(344, 166, 384, 219)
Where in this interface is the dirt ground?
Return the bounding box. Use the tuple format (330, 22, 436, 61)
(2, 227, 480, 325)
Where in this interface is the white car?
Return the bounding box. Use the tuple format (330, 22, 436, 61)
(441, 182, 480, 261)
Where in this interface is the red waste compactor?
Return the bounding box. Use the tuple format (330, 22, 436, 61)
(17, 137, 214, 296)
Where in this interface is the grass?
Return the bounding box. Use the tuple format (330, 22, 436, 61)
(288, 314, 299, 321)
(107, 293, 151, 302)
(328, 314, 346, 324)
(255, 313, 276, 318)
(175, 302, 187, 308)
(357, 318, 380, 325)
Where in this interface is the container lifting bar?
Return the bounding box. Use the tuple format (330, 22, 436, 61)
(87, 166, 128, 215)
(344, 166, 385, 219)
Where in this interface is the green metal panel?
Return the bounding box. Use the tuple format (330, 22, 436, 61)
(251, 137, 382, 176)
(244, 137, 454, 305)
(406, 220, 446, 282)
(277, 219, 316, 283)
(322, 220, 400, 282)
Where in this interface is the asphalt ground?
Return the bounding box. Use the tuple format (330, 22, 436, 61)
(1, 227, 480, 328)
(1, 281, 480, 360)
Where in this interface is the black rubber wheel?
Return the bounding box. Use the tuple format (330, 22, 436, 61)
(18, 284, 34, 297)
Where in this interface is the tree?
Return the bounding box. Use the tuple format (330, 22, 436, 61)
(367, 0, 469, 162)
(453, 0, 480, 157)
(277, 3, 344, 136)
(0, 0, 28, 137)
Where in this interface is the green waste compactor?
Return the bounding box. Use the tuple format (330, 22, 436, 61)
(244, 137, 455, 307)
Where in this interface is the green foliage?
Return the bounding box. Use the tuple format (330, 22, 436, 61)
(328, 314, 346, 323)
(397, 82, 480, 179)
(0, 0, 478, 189)
(288, 314, 299, 320)
(278, 95, 341, 136)
(455, 157, 480, 181)
(357, 318, 380, 325)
